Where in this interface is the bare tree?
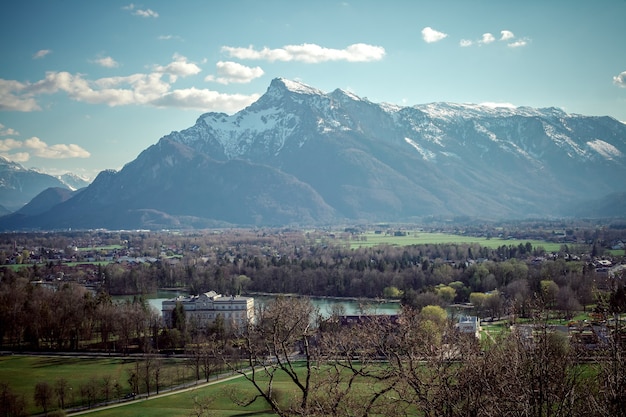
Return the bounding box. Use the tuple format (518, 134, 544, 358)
(224, 296, 318, 416)
(100, 375, 112, 403)
(189, 393, 215, 417)
(79, 378, 98, 409)
(591, 314, 626, 416)
(34, 381, 54, 416)
(0, 382, 27, 417)
(54, 378, 70, 410)
(127, 362, 140, 397)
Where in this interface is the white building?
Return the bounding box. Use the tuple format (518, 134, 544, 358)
(162, 291, 254, 329)
(457, 315, 481, 339)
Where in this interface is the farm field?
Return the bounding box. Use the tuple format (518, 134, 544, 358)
(349, 231, 564, 252)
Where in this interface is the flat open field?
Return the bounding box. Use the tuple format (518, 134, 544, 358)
(77, 245, 124, 252)
(2, 356, 389, 417)
(80, 377, 275, 417)
(0, 355, 194, 416)
(349, 231, 564, 252)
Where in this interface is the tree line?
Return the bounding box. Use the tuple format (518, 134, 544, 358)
(0, 235, 621, 351)
(222, 296, 626, 417)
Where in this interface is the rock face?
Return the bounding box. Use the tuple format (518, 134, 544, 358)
(2, 78, 626, 230)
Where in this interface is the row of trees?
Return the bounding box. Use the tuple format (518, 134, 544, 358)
(0, 275, 158, 352)
(0, 351, 225, 417)
(224, 297, 626, 417)
(0, 255, 618, 351)
(2, 292, 626, 416)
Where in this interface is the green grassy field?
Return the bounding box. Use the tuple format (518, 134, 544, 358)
(1, 357, 390, 417)
(77, 245, 124, 252)
(349, 231, 564, 252)
(82, 377, 275, 417)
(0, 355, 194, 415)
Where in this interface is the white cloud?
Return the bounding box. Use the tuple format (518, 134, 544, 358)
(134, 8, 158, 18)
(0, 136, 90, 160)
(92, 56, 119, 68)
(123, 3, 158, 18)
(26, 71, 170, 107)
(158, 34, 183, 41)
(153, 54, 201, 82)
(613, 71, 626, 87)
(460, 30, 529, 48)
(0, 55, 263, 113)
(152, 88, 260, 112)
(0, 152, 29, 162)
(421, 27, 448, 43)
(205, 61, 264, 84)
(24, 137, 90, 159)
(0, 138, 22, 151)
(222, 43, 385, 63)
(479, 33, 496, 44)
(500, 30, 515, 41)
(0, 124, 19, 136)
(508, 39, 528, 48)
(33, 49, 52, 59)
(0, 79, 40, 111)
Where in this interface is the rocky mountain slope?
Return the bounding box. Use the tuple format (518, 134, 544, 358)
(0, 157, 90, 212)
(1, 78, 625, 230)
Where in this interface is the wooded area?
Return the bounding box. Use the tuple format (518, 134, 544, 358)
(0, 224, 625, 416)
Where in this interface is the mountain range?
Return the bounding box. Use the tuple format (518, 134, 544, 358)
(0, 156, 89, 212)
(1, 78, 625, 230)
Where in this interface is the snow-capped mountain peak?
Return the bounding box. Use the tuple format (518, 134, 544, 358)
(264, 77, 325, 100)
(4, 77, 626, 229)
(171, 78, 626, 168)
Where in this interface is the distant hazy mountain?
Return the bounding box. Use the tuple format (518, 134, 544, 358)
(57, 173, 90, 191)
(2, 78, 625, 230)
(0, 157, 90, 213)
(0, 156, 69, 211)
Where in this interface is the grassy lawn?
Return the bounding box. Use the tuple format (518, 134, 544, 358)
(3, 357, 398, 417)
(0, 355, 193, 415)
(349, 231, 563, 252)
(83, 363, 400, 417)
(82, 378, 275, 417)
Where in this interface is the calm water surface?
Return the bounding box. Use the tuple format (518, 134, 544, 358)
(146, 290, 400, 317)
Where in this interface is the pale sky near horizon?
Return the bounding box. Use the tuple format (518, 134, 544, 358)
(1, 0, 625, 180)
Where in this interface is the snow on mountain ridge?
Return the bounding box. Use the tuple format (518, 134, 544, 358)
(587, 139, 622, 160)
(195, 106, 299, 159)
(171, 78, 624, 165)
(279, 78, 324, 95)
(414, 102, 567, 121)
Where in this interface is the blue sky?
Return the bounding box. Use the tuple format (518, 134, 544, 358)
(1, 0, 625, 180)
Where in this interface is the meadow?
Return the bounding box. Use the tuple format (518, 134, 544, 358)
(349, 231, 564, 252)
(0, 355, 197, 416)
(76, 377, 275, 417)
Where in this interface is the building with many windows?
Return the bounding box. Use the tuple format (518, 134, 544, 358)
(162, 291, 254, 329)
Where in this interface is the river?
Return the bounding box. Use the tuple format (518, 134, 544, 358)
(144, 290, 400, 317)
